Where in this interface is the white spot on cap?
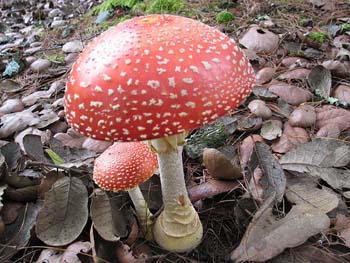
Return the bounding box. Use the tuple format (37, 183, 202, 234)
(73, 94, 79, 100)
(168, 77, 176, 87)
(78, 103, 85, 109)
(102, 74, 112, 81)
(127, 78, 133, 86)
(90, 101, 103, 107)
(181, 89, 188, 96)
(120, 71, 127, 77)
(185, 101, 196, 108)
(157, 68, 167, 74)
(86, 127, 92, 132)
(147, 80, 160, 89)
(137, 126, 146, 131)
(221, 44, 228, 49)
(108, 89, 114, 95)
(175, 66, 181, 72)
(71, 111, 76, 117)
(212, 58, 220, 63)
(117, 85, 125, 94)
(122, 128, 129, 135)
(111, 104, 120, 110)
(182, 78, 194, 84)
(94, 86, 103, 93)
(201, 61, 212, 70)
(125, 59, 131, 65)
(178, 112, 188, 117)
(189, 65, 199, 73)
(80, 81, 90, 88)
(144, 49, 150, 55)
(80, 115, 88, 121)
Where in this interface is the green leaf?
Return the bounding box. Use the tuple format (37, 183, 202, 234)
(45, 148, 65, 165)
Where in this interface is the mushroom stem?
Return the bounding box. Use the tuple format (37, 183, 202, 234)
(128, 186, 154, 240)
(150, 135, 203, 252)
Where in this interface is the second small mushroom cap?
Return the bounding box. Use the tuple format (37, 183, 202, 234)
(65, 14, 255, 142)
(93, 142, 158, 191)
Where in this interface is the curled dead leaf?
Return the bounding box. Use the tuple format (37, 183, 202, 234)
(288, 104, 316, 128)
(269, 82, 312, 106)
(203, 148, 242, 180)
(260, 120, 282, 140)
(333, 85, 350, 106)
(239, 26, 279, 54)
(255, 67, 275, 84)
(316, 107, 350, 137)
(322, 60, 350, 79)
(240, 135, 264, 168)
(188, 178, 240, 203)
(248, 100, 272, 120)
(271, 123, 310, 153)
(0, 99, 24, 115)
(277, 68, 311, 81)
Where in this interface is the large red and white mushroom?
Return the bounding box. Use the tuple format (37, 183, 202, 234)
(64, 14, 255, 252)
(93, 141, 158, 239)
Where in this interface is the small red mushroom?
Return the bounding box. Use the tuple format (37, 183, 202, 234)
(93, 142, 158, 239)
(65, 14, 255, 252)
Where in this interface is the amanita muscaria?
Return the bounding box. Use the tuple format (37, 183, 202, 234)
(93, 142, 157, 239)
(64, 14, 255, 252)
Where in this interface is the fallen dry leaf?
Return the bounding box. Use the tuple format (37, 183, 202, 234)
(254, 142, 286, 202)
(21, 80, 65, 107)
(271, 123, 310, 153)
(115, 242, 148, 263)
(322, 60, 350, 79)
(247, 167, 263, 201)
(277, 68, 311, 81)
(288, 104, 316, 128)
(269, 82, 312, 106)
(0, 99, 24, 115)
(248, 99, 272, 120)
(255, 67, 275, 85)
(307, 65, 332, 99)
(36, 241, 91, 263)
(280, 138, 350, 172)
(240, 135, 264, 168)
(0, 107, 40, 138)
(54, 130, 87, 149)
(14, 127, 51, 152)
(335, 214, 350, 248)
(316, 107, 350, 137)
(81, 137, 113, 153)
(260, 119, 282, 140)
(281, 56, 309, 67)
(230, 195, 331, 262)
(203, 148, 242, 180)
(239, 26, 279, 53)
(188, 178, 240, 203)
(333, 85, 350, 106)
(1, 202, 23, 224)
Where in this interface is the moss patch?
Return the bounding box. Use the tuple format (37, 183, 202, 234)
(341, 23, 350, 33)
(91, 0, 139, 15)
(216, 10, 234, 23)
(145, 0, 185, 14)
(307, 31, 328, 44)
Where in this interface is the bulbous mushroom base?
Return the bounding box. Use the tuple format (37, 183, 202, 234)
(153, 205, 203, 252)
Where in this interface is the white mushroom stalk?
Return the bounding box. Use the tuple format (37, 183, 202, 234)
(128, 186, 154, 240)
(150, 134, 202, 252)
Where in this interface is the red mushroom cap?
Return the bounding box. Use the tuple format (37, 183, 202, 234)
(93, 142, 158, 191)
(65, 14, 255, 142)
